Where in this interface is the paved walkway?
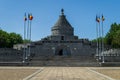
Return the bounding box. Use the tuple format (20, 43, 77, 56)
(23, 67, 116, 80)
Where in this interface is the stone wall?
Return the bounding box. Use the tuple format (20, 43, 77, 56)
(0, 48, 23, 62)
(103, 49, 120, 62)
(30, 41, 95, 57)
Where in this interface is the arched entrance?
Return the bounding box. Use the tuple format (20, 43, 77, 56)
(58, 49, 63, 56)
(55, 45, 71, 56)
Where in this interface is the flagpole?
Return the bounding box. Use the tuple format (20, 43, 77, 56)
(23, 13, 26, 63)
(23, 19, 25, 63)
(29, 14, 32, 43)
(29, 17, 32, 57)
(28, 13, 33, 58)
(26, 14, 30, 60)
(28, 14, 30, 57)
(102, 15, 105, 63)
(96, 16, 99, 61)
(98, 17, 101, 60)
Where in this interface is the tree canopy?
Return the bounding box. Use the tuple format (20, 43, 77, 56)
(0, 30, 23, 48)
(92, 23, 120, 48)
(105, 23, 120, 48)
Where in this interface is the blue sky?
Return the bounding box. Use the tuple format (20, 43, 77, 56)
(0, 0, 120, 41)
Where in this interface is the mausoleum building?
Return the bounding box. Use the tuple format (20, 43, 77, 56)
(14, 9, 96, 58)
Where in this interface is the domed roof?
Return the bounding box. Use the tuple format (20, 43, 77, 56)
(51, 9, 74, 36)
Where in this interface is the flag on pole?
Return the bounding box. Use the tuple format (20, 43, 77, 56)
(29, 14, 33, 20)
(102, 14, 105, 21)
(28, 13, 30, 20)
(24, 13, 27, 21)
(96, 16, 100, 23)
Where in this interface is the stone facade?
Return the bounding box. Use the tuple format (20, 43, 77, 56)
(29, 40, 95, 57)
(1, 9, 120, 66)
(0, 48, 23, 62)
(14, 9, 96, 57)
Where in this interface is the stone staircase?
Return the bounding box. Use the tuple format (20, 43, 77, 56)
(0, 48, 100, 66)
(29, 56, 100, 67)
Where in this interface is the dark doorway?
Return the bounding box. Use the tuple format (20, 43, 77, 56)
(55, 45, 71, 56)
(61, 36, 64, 40)
(58, 49, 63, 56)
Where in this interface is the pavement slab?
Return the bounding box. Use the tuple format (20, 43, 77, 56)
(23, 67, 116, 80)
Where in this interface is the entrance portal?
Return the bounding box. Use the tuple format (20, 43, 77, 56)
(55, 45, 71, 56)
(58, 49, 63, 56)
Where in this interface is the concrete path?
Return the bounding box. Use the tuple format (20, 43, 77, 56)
(24, 67, 115, 80)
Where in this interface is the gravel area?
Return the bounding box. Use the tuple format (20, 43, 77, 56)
(0, 67, 120, 80)
(0, 68, 38, 80)
(94, 68, 120, 80)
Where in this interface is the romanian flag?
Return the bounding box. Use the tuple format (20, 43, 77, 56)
(24, 13, 27, 21)
(96, 16, 100, 23)
(102, 15, 105, 21)
(28, 14, 30, 20)
(29, 14, 33, 20)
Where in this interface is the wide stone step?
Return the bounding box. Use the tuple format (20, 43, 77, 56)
(29, 61, 100, 66)
(28, 56, 100, 66)
(31, 56, 97, 62)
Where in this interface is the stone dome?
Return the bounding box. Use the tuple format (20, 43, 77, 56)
(51, 9, 74, 36)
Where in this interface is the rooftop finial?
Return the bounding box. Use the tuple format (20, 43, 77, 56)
(61, 8, 64, 15)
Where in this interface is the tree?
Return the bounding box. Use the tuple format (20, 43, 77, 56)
(0, 30, 9, 48)
(112, 30, 120, 48)
(92, 23, 120, 48)
(0, 30, 23, 48)
(104, 23, 120, 48)
(23, 39, 31, 43)
(9, 32, 23, 47)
